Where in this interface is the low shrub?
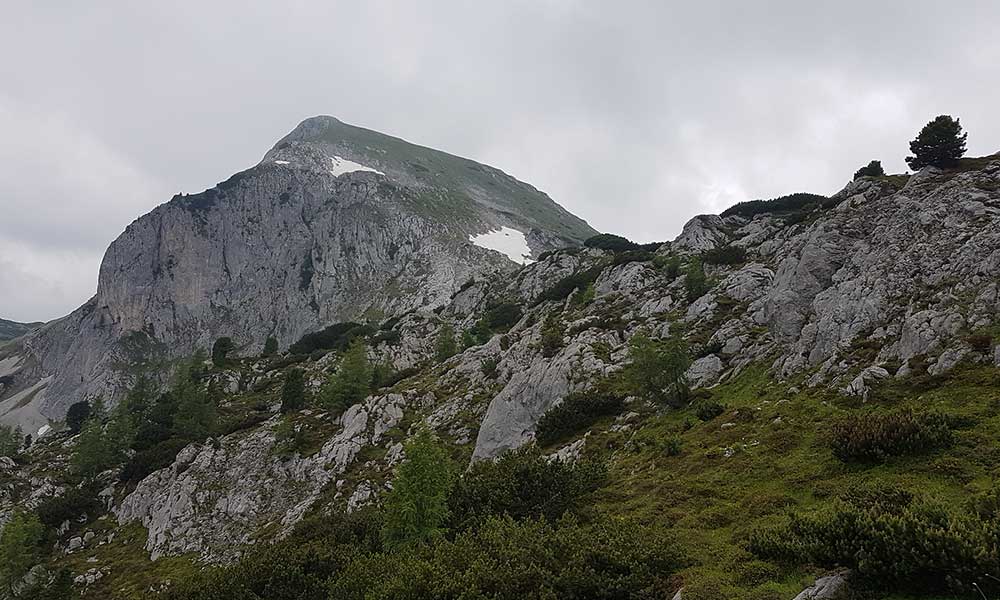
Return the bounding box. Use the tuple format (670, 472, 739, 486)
(482, 301, 522, 332)
(535, 389, 625, 447)
(328, 515, 681, 600)
(748, 497, 1000, 595)
(119, 437, 191, 483)
(702, 245, 746, 265)
(35, 486, 101, 529)
(534, 266, 604, 306)
(448, 446, 606, 528)
(584, 233, 641, 252)
(965, 333, 993, 352)
(694, 398, 725, 421)
(829, 409, 953, 462)
(289, 322, 373, 355)
(720, 192, 828, 219)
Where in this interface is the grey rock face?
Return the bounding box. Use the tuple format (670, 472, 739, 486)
(0, 116, 596, 426)
(792, 570, 850, 600)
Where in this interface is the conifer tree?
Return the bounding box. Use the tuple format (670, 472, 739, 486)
(381, 428, 454, 549)
(321, 339, 371, 413)
(280, 368, 306, 413)
(906, 115, 967, 169)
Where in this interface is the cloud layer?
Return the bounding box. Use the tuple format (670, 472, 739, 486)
(2, 0, 999, 321)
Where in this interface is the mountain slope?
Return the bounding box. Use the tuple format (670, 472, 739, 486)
(0, 117, 596, 430)
(0, 318, 42, 342)
(1, 155, 999, 599)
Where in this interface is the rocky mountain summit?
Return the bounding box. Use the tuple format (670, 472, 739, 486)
(1, 143, 999, 599)
(0, 116, 596, 431)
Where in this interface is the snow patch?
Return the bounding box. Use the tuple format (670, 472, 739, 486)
(329, 155, 384, 177)
(274, 160, 290, 165)
(36, 424, 51, 438)
(469, 227, 534, 265)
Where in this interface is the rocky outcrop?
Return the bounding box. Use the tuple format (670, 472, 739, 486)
(0, 116, 596, 428)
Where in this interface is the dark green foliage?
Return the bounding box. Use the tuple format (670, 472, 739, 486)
(625, 333, 690, 407)
(534, 266, 603, 306)
(662, 436, 682, 456)
(35, 568, 74, 600)
(684, 258, 709, 302)
(584, 233, 641, 252)
(749, 494, 1000, 595)
(481, 301, 522, 332)
(369, 328, 402, 346)
(381, 429, 455, 549)
(434, 324, 458, 362)
(540, 313, 564, 358)
(162, 511, 381, 600)
(289, 322, 373, 356)
(449, 446, 606, 529)
(375, 366, 420, 389)
(171, 360, 218, 442)
(906, 115, 968, 169)
(321, 340, 371, 414)
(263, 336, 279, 357)
(693, 398, 725, 421)
(965, 333, 993, 352)
(702, 245, 746, 265)
(654, 254, 682, 279)
(212, 336, 235, 367)
(720, 192, 827, 219)
(36, 486, 101, 529)
(480, 356, 499, 379)
(281, 368, 306, 413)
(65, 400, 92, 434)
(535, 390, 625, 447)
(829, 409, 953, 462)
(71, 400, 134, 479)
(329, 514, 681, 600)
(853, 160, 885, 180)
(0, 424, 21, 458)
(120, 438, 190, 484)
(0, 511, 45, 591)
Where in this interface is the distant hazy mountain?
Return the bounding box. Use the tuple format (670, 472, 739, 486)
(0, 318, 42, 342)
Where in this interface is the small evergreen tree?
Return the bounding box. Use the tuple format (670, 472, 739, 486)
(171, 359, 217, 441)
(0, 424, 20, 458)
(71, 400, 134, 478)
(65, 400, 92, 434)
(321, 339, 371, 413)
(853, 160, 885, 180)
(280, 368, 306, 413)
(906, 115, 967, 169)
(211, 336, 235, 367)
(434, 324, 457, 362)
(262, 336, 279, 357)
(626, 333, 691, 407)
(381, 428, 454, 549)
(684, 258, 709, 302)
(0, 511, 44, 593)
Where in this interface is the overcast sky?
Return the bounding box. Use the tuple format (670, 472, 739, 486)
(2, 1, 999, 322)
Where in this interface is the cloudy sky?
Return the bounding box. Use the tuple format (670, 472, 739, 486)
(2, 1, 999, 322)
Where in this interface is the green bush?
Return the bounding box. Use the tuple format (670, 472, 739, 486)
(262, 336, 279, 357)
(449, 447, 606, 529)
(535, 390, 625, 447)
(540, 313, 564, 358)
(329, 514, 681, 600)
(480, 356, 499, 379)
(212, 336, 235, 367)
(36, 486, 101, 529)
(748, 496, 1000, 595)
(434, 324, 458, 362)
(684, 259, 709, 302)
(694, 398, 725, 422)
(534, 266, 604, 306)
(65, 400, 92, 434)
(625, 333, 690, 407)
(720, 192, 828, 219)
(0, 424, 21, 458)
(482, 301, 522, 332)
(0, 511, 45, 591)
(381, 429, 455, 549)
(280, 368, 306, 413)
(702, 245, 746, 265)
(829, 409, 953, 462)
(120, 437, 190, 483)
(585, 233, 641, 252)
(321, 340, 372, 414)
(290, 322, 373, 356)
(853, 159, 885, 180)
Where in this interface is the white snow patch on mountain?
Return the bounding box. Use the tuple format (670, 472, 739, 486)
(469, 227, 534, 265)
(274, 160, 290, 165)
(329, 156, 384, 177)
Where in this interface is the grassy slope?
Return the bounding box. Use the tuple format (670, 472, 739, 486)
(565, 363, 1000, 600)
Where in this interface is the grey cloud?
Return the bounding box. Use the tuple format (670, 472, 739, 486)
(1, 0, 999, 321)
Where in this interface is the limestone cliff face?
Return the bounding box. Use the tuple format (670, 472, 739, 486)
(0, 116, 596, 428)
